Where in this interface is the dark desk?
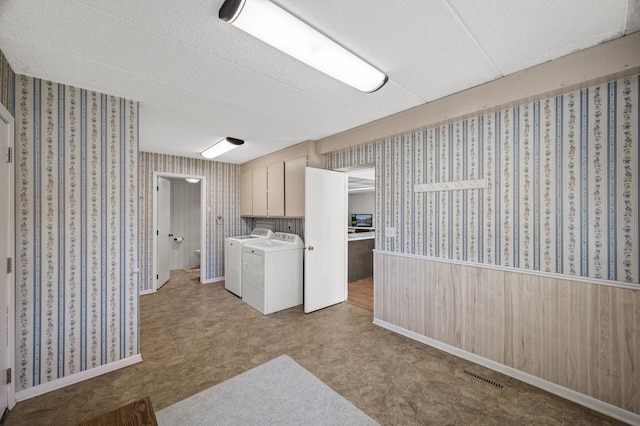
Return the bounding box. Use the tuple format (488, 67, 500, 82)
(348, 235, 374, 282)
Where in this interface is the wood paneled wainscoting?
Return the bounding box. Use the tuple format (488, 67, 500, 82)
(373, 251, 640, 424)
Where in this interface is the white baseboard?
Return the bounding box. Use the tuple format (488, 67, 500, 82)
(201, 276, 224, 284)
(373, 318, 640, 426)
(15, 354, 143, 402)
(140, 276, 224, 291)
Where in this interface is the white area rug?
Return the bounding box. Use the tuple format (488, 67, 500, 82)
(156, 355, 378, 425)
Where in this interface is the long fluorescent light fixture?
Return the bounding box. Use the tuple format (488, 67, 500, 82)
(219, 0, 388, 93)
(201, 137, 245, 159)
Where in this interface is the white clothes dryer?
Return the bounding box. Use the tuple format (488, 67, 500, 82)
(242, 232, 304, 315)
(224, 228, 274, 296)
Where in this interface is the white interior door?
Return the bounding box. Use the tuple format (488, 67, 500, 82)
(0, 113, 11, 412)
(304, 167, 347, 313)
(157, 177, 171, 288)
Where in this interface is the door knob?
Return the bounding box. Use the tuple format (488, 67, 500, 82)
(307, 245, 314, 251)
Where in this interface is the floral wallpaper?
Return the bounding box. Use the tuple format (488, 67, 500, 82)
(327, 74, 640, 284)
(138, 152, 251, 291)
(14, 75, 139, 392)
(250, 217, 305, 241)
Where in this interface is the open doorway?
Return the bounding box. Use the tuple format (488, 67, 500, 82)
(152, 172, 206, 291)
(345, 167, 375, 312)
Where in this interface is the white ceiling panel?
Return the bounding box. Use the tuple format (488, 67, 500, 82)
(448, 0, 629, 75)
(271, 0, 502, 101)
(1, 0, 637, 163)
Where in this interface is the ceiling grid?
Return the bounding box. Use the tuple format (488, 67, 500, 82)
(0, 0, 636, 162)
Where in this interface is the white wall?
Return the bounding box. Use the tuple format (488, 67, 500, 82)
(348, 192, 375, 227)
(170, 179, 201, 269)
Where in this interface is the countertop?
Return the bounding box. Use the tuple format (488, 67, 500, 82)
(348, 231, 375, 241)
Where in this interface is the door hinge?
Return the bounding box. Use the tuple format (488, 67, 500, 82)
(6, 258, 11, 274)
(6, 368, 11, 385)
(6, 147, 12, 164)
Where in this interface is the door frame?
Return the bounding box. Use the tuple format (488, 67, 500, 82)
(156, 176, 172, 289)
(152, 171, 206, 290)
(344, 165, 376, 279)
(0, 102, 15, 410)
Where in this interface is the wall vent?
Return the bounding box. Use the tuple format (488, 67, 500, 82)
(463, 370, 504, 389)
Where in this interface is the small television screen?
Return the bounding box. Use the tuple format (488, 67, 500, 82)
(351, 213, 373, 227)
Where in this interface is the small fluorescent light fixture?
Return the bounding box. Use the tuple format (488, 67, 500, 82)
(185, 178, 201, 183)
(201, 137, 245, 159)
(219, 0, 387, 93)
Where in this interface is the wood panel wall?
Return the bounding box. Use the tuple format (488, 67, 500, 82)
(374, 251, 640, 415)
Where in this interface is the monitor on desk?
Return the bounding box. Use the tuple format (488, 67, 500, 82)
(351, 213, 373, 228)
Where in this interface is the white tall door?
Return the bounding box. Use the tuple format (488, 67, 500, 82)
(0, 114, 11, 411)
(157, 177, 171, 288)
(304, 168, 347, 313)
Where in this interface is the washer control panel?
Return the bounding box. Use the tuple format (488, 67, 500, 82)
(272, 232, 304, 246)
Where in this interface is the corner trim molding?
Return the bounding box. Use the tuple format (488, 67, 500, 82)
(15, 354, 143, 402)
(372, 319, 640, 426)
(373, 250, 640, 291)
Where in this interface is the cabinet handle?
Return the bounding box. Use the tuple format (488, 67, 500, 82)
(307, 245, 314, 251)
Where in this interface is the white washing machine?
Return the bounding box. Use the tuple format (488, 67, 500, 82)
(242, 232, 304, 315)
(224, 228, 274, 296)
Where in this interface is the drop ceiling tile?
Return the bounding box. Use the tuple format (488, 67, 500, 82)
(1, 0, 633, 163)
(274, 0, 502, 101)
(1, 0, 423, 127)
(73, 0, 426, 116)
(448, 0, 628, 75)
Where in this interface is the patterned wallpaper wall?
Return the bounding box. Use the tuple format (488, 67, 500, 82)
(0, 49, 14, 112)
(15, 75, 139, 392)
(139, 152, 251, 291)
(327, 74, 640, 285)
(251, 217, 305, 241)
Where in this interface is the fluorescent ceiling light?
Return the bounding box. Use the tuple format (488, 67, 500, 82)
(201, 137, 245, 159)
(185, 178, 201, 183)
(219, 0, 388, 93)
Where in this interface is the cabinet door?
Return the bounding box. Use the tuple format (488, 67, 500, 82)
(285, 156, 306, 217)
(267, 161, 285, 216)
(239, 170, 253, 216)
(252, 166, 268, 216)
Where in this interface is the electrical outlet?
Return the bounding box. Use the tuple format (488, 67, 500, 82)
(386, 227, 396, 238)
(287, 223, 292, 231)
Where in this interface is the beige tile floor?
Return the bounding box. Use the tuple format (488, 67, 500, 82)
(5, 270, 624, 425)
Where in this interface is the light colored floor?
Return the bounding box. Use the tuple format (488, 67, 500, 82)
(6, 270, 623, 425)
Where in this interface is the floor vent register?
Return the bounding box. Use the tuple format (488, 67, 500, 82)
(462, 370, 504, 389)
